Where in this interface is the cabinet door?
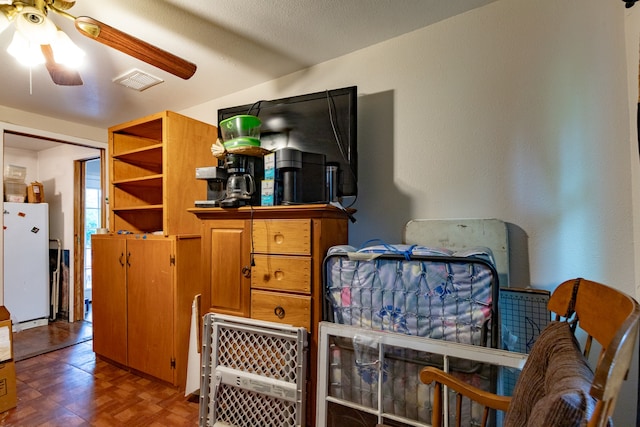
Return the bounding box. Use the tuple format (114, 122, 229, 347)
(126, 238, 175, 384)
(91, 236, 127, 365)
(207, 220, 251, 317)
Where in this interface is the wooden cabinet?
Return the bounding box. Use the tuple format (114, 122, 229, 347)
(189, 204, 349, 425)
(206, 220, 252, 317)
(251, 254, 311, 292)
(125, 237, 174, 384)
(91, 234, 201, 389)
(93, 111, 211, 390)
(250, 219, 313, 329)
(108, 110, 217, 236)
(251, 289, 311, 330)
(91, 236, 127, 365)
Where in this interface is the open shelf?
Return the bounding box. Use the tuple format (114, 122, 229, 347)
(113, 205, 163, 212)
(113, 144, 162, 166)
(113, 175, 163, 187)
(108, 111, 217, 235)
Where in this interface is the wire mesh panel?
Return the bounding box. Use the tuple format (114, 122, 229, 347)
(199, 313, 307, 427)
(211, 366, 300, 426)
(499, 287, 550, 396)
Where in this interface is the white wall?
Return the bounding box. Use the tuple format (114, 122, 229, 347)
(39, 144, 102, 320)
(184, 0, 634, 290)
(182, 0, 638, 423)
(37, 144, 102, 248)
(3, 148, 38, 185)
(627, 0, 640, 310)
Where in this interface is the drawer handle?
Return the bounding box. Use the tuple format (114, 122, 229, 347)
(274, 305, 285, 319)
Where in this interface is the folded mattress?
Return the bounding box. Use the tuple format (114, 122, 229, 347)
(323, 243, 501, 425)
(324, 244, 499, 348)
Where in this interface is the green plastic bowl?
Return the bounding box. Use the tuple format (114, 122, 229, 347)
(219, 115, 261, 141)
(223, 137, 261, 149)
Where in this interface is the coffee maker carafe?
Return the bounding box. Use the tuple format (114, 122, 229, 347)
(220, 153, 257, 208)
(225, 173, 254, 200)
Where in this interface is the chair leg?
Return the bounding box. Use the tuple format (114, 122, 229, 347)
(432, 382, 443, 427)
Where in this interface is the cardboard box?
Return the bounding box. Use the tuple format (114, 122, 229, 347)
(27, 182, 45, 203)
(261, 180, 274, 206)
(0, 307, 15, 414)
(0, 307, 12, 362)
(0, 361, 17, 413)
(264, 152, 275, 180)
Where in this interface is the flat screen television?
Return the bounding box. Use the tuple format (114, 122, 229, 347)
(217, 86, 358, 199)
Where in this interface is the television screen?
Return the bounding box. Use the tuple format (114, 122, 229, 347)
(217, 86, 358, 198)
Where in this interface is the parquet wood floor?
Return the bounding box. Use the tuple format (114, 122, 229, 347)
(13, 321, 93, 362)
(0, 341, 199, 426)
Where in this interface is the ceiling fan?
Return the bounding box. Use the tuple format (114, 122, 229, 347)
(0, 0, 197, 86)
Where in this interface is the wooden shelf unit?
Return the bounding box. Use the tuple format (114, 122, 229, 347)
(93, 110, 216, 390)
(109, 110, 217, 235)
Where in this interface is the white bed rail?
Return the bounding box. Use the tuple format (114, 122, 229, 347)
(316, 322, 528, 427)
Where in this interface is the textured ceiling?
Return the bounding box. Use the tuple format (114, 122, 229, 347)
(0, 0, 498, 130)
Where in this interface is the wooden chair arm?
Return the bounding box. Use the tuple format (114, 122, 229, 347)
(420, 366, 512, 412)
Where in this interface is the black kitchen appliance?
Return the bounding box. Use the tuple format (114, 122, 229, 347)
(220, 153, 263, 207)
(275, 147, 326, 204)
(194, 166, 227, 207)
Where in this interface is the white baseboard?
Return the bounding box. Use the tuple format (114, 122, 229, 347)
(13, 318, 48, 332)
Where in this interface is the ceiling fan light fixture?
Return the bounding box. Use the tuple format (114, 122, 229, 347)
(51, 29, 84, 68)
(7, 30, 44, 66)
(0, 6, 11, 35)
(15, 6, 56, 44)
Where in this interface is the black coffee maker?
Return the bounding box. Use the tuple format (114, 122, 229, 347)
(220, 153, 263, 207)
(194, 166, 228, 207)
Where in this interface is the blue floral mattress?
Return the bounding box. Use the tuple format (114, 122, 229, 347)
(324, 244, 499, 348)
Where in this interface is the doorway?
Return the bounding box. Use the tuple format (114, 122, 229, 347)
(3, 129, 105, 359)
(74, 158, 103, 322)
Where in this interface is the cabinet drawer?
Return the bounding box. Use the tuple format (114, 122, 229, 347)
(252, 219, 311, 255)
(251, 290, 311, 330)
(251, 255, 311, 293)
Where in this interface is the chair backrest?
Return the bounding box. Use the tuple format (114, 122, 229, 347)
(547, 278, 640, 426)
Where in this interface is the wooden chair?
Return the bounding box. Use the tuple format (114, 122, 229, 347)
(420, 278, 640, 427)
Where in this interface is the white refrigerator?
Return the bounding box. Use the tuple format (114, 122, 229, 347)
(3, 202, 50, 324)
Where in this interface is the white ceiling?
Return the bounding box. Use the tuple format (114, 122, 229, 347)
(0, 0, 498, 131)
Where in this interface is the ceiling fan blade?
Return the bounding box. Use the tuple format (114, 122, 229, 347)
(74, 16, 197, 80)
(41, 44, 83, 86)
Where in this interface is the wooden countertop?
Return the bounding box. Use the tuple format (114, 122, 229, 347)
(188, 203, 355, 220)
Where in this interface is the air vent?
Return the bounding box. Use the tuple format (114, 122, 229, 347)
(113, 69, 163, 91)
